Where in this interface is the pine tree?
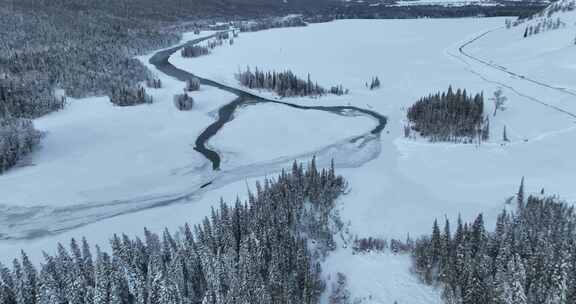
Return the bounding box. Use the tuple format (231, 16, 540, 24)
(517, 177, 525, 210)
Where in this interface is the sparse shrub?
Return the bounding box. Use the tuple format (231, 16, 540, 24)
(329, 273, 352, 304)
(368, 76, 381, 90)
(522, 17, 565, 38)
(352, 237, 387, 253)
(490, 88, 507, 116)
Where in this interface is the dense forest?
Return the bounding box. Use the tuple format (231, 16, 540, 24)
(412, 181, 576, 304)
(522, 17, 564, 38)
(236, 67, 347, 97)
(0, 117, 41, 174)
(0, 159, 346, 304)
(406, 87, 489, 142)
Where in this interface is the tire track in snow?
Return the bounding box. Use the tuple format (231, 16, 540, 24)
(448, 27, 576, 120)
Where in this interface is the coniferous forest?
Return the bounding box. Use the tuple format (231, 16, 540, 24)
(412, 186, 576, 304)
(406, 87, 489, 142)
(0, 159, 345, 304)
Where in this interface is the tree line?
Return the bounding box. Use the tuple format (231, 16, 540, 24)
(0, 159, 346, 304)
(0, 79, 49, 173)
(0, 77, 65, 120)
(412, 179, 576, 304)
(405, 86, 489, 143)
(234, 15, 306, 32)
(523, 17, 564, 38)
(236, 67, 348, 98)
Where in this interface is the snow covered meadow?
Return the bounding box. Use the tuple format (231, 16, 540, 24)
(173, 17, 576, 236)
(1, 10, 576, 303)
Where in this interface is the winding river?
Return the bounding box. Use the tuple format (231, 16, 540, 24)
(149, 33, 387, 170)
(0, 31, 388, 241)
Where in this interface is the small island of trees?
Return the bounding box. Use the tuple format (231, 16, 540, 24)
(405, 86, 489, 143)
(236, 67, 348, 98)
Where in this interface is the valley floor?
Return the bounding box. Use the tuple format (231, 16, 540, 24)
(1, 17, 575, 304)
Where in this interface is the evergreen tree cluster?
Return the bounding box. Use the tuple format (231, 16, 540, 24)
(0, 159, 346, 304)
(173, 93, 195, 111)
(181, 45, 211, 58)
(0, 1, 181, 104)
(406, 87, 489, 142)
(329, 85, 349, 96)
(412, 191, 576, 304)
(0, 116, 41, 173)
(109, 86, 153, 107)
(206, 38, 225, 50)
(367, 77, 381, 90)
(522, 18, 565, 38)
(181, 34, 230, 58)
(235, 16, 307, 32)
(0, 77, 65, 120)
(146, 78, 162, 89)
(185, 78, 201, 92)
(236, 67, 347, 98)
(351, 236, 414, 254)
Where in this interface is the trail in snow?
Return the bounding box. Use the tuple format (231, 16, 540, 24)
(448, 27, 576, 120)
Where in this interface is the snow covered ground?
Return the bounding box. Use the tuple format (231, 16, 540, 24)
(1, 11, 576, 303)
(468, 7, 576, 95)
(212, 103, 374, 168)
(170, 17, 576, 302)
(0, 86, 233, 206)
